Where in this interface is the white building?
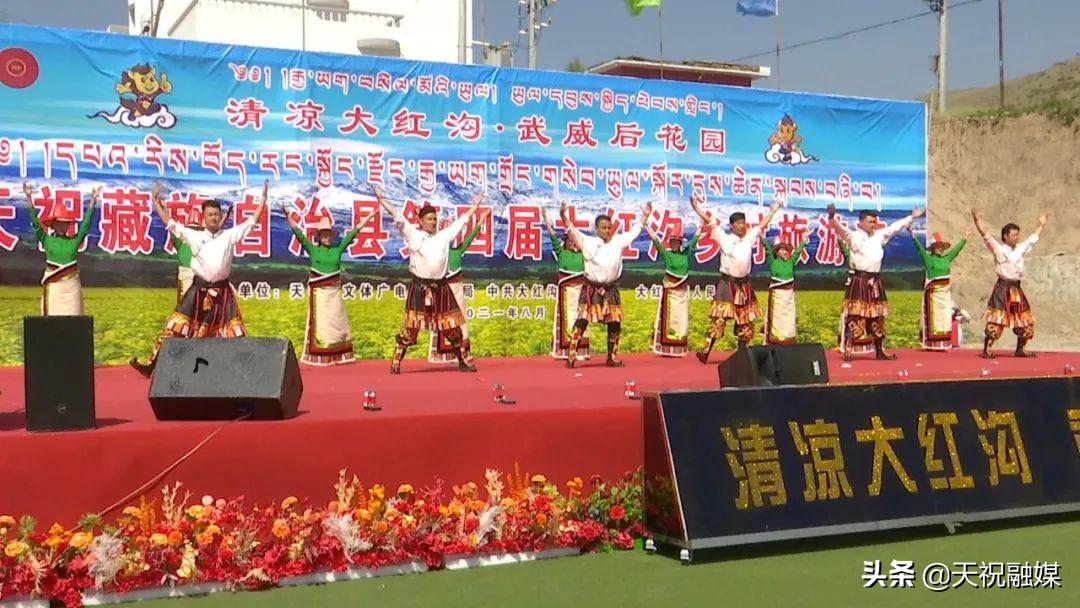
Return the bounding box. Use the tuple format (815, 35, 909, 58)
(124, 0, 474, 63)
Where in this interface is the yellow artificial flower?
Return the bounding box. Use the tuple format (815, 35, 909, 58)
(369, 485, 386, 500)
(122, 507, 141, 518)
(396, 484, 414, 496)
(281, 496, 299, 510)
(271, 519, 290, 539)
(205, 524, 221, 536)
(531, 474, 547, 485)
(4, 540, 28, 558)
(384, 507, 399, 520)
(186, 505, 206, 520)
(46, 535, 65, 548)
(150, 533, 169, 546)
(0, 516, 16, 527)
(355, 509, 372, 522)
(48, 523, 65, 536)
(69, 532, 93, 550)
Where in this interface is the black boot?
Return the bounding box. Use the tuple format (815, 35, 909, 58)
(874, 339, 897, 361)
(696, 338, 715, 364)
(456, 348, 477, 372)
(129, 356, 155, 378)
(979, 336, 996, 359)
(1015, 337, 1036, 358)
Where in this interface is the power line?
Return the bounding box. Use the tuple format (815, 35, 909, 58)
(733, 0, 986, 62)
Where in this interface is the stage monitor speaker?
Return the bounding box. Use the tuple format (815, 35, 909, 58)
(23, 315, 96, 432)
(718, 343, 829, 388)
(149, 337, 303, 421)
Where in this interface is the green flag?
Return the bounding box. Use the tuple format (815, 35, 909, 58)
(625, 0, 662, 16)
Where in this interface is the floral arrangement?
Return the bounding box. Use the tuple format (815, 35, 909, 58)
(0, 468, 642, 607)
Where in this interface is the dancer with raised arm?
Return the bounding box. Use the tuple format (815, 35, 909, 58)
(380, 191, 482, 374)
(560, 200, 652, 368)
(428, 212, 486, 365)
(543, 208, 590, 362)
(761, 228, 811, 345)
(910, 226, 968, 351)
(829, 203, 925, 361)
(23, 181, 99, 316)
(284, 205, 374, 366)
(129, 181, 269, 378)
(690, 195, 782, 362)
(971, 209, 1047, 358)
(645, 221, 701, 357)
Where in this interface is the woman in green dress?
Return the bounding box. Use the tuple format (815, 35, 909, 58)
(24, 182, 99, 316)
(284, 206, 373, 366)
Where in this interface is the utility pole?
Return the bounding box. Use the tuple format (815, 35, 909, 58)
(527, 0, 538, 69)
(997, 0, 1005, 108)
(936, 0, 947, 113)
(525, 0, 555, 70)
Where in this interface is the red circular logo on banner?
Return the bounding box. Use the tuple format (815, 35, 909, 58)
(0, 48, 40, 89)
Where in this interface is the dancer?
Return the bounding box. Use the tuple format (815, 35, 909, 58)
(836, 240, 872, 357)
(543, 208, 590, 361)
(690, 195, 783, 363)
(284, 206, 375, 366)
(561, 200, 652, 368)
(129, 181, 269, 377)
(380, 191, 483, 374)
(428, 213, 486, 364)
(645, 222, 702, 357)
(174, 206, 232, 304)
(971, 209, 1047, 358)
(761, 229, 811, 345)
(910, 226, 968, 351)
(23, 182, 100, 316)
(829, 203, 925, 361)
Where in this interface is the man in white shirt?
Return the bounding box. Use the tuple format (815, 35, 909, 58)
(130, 180, 269, 377)
(690, 195, 782, 363)
(829, 203, 925, 361)
(971, 209, 1047, 358)
(379, 190, 482, 374)
(560, 200, 652, 368)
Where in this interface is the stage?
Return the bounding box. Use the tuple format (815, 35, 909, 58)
(0, 348, 1075, 525)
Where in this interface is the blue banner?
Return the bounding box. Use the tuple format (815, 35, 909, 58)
(736, 0, 778, 17)
(0, 23, 927, 276)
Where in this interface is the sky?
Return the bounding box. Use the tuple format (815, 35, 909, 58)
(1, 0, 1078, 100)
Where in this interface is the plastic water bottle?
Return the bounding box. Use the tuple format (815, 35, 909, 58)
(625, 379, 637, 398)
(492, 384, 505, 402)
(363, 389, 379, 411)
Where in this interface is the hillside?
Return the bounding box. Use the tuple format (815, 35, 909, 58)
(929, 112, 1080, 349)
(927, 53, 1080, 114)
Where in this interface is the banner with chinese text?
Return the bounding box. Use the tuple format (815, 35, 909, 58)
(0, 23, 927, 282)
(644, 377, 1080, 549)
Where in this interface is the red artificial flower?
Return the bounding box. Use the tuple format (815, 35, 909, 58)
(608, 505, 626, 521)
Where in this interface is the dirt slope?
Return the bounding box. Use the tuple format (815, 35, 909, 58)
(929, 113, 1080, 349)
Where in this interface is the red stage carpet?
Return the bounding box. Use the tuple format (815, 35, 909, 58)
(0, 348, 1075, 525)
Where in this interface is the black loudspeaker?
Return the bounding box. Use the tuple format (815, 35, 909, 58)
(149, 337, 303, 421)
(23, 316, 96, 432)
(718, 343, 830, 388)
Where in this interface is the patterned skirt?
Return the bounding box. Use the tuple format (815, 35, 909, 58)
(41, 261, 83, 316)
(842, 271, 889, 318)
(578, 281, 623, 324)
(404, 275, 467, 331)
(921, 276, 954, 351)
(652, 273, 690, 356)
(552, 271, 591, 359)
(709, 273, 760, 325)
(428, 272, 472, 364)
(164, 277, 246, 339)
(984, 278, 1034, 328)
(304, 270, 354, 366)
